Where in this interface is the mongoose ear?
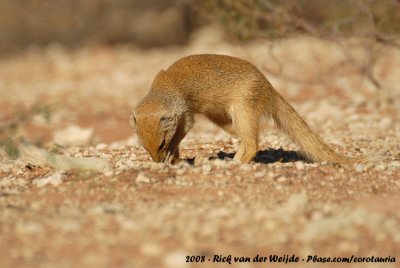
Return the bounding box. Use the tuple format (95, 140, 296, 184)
(159, 114, 176, 130)
(129, 114, 137, 128)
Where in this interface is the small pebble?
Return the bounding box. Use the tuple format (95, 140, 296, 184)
(254, 170, 266, 178)
(295, 162, 305, 170)
(96, 143, 108, 150)
(277, 176, 287, 183)
(136, 172, 151, 183)
(355, 164, 365, 173)
(239, 164, 252, 171)
(202, 164, 212, 174)
(164, 251, 189, 268)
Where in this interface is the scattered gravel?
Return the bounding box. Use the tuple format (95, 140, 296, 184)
(0, 32, 399, 268)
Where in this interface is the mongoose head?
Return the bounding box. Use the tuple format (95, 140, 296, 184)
(130, 94, 182, 163)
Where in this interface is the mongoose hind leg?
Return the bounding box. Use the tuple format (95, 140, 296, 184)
(230, 105, 259, 163)
(219, 124, 235, 135)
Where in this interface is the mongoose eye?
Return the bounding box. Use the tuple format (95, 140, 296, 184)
(160, 116, 173, 123)
(159, 115, 176, 130)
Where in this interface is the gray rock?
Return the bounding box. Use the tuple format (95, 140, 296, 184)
(20, 145, 112, 172)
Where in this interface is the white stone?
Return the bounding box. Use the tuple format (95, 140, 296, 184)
(140, 243, 163, 257)
(374, 164, 387, 171)
(0, 177, 13, 187)
(389, 161, 400, 168)
(176, 168, 186, 176)
(277, 176, 287, 183)
(378, 117, 392, 129)
(95, 143, 108, 150)
(164, 250, 189, 268)
(57, 219, 81, 233)
(16, 221, 43, 235)
(104, 170, 114, 177)
(33, 172, 63, 187)
(355, 164, 365, 172)
(239, 164, 252, 171)
(53, 125, 94, 146)
(136, 172, 151, 183)
(254, 170, 266, 178)
(202, 164, 212, 174)
(0, 163, 13, 173)
(212, 159, 227, 167)
(295, 161, 305, 170)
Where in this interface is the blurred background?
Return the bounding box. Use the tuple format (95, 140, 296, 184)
(1, 2, 400, 268)
(0, 0, 399, 55)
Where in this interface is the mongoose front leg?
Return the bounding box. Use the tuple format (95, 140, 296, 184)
(172, 146, 180, 164)
(234, 142, 257, 163)
(230, 105, 259, 163)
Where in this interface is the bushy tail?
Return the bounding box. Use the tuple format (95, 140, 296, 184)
(270, 93, 381, 164)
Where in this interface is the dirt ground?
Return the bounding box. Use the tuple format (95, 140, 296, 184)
(1, 27, 399, 268)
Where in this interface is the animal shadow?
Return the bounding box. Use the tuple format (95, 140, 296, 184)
(216, 148, 306, 164)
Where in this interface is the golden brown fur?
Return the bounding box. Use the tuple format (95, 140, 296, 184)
(131, 54, 379, 164)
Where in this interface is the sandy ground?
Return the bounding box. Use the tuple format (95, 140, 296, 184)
(0, 27, 399, 268)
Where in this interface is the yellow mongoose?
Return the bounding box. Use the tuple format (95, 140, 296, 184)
(130, 54, 377, 164)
